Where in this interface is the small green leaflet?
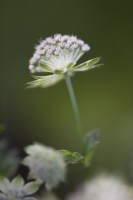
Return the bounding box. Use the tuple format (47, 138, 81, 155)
(58, 130, 99, 168)
(58, 150, 84, 165)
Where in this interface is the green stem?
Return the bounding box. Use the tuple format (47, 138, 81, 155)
(64, 73, 83, 148)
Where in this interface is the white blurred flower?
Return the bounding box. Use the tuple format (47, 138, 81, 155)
(27, 34, 101, 88)
(66, 174, 133, 200)
(23, 143, 66, 190)
(0, 175, 40, 200)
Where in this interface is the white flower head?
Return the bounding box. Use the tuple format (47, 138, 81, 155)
(0, 175, 40, 200)
(66, 174, 133, 200)
(27, 34, 101, 88)
(23, 143, 66, 190)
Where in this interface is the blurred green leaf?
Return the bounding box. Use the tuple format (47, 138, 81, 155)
(23, 180, 41, 195)
(84, 129, 100, 167)
(0, 124, 6, 135)
(0, 139, 20, 177)
(58, 149, 84, 164)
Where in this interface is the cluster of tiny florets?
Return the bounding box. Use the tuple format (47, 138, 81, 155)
(29, 34, 90, 73)
(23, 143, 66, 190)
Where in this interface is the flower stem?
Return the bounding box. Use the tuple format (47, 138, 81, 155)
(64, 73, 83, 148)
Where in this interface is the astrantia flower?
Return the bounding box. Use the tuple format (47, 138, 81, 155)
(23, 143, 66, 190)
(66, 174, 133, 200)
(27, 34, 101, 88)
(0, 175, 40, 200)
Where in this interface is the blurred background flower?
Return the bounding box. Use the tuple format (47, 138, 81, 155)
(23, 143, 66, 190)
(66, 174, 133, 200)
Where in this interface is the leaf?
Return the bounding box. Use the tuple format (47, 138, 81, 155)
(23, 181, 41, 195)
(0, 124, 6, 135)
(26, 74, 63, 89)
(72, 57, 102, 72)
(0, 139, 20, 178)
(0, 177, 10, 193)
(58, 150, 84, 164)
(84, 129, 100, 150)
(11, 175, 24, 191)
(84, 129, 100, 167)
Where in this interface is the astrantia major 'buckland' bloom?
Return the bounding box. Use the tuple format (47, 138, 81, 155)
(66, 174, 133, 200)
(0, 175, 40, 200)
(23, 143, 66, 190)
(27, 34, 101, 88)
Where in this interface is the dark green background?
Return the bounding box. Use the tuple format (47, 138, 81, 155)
(0, 0, 133, 190)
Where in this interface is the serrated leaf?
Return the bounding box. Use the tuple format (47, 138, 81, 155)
(72, 57, 101, 72)
(84, 129, 100, 167)
(26, 74, 63, 89)
(58, 150, 84, 164)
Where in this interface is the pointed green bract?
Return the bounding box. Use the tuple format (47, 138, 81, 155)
(11, 175, 24, 191)
(0, 177, 10, 193)
(23, 181, 41, 195)
(73, 63, 103, 72)
(39, 62, 54, 73)
(72, 57, 101, 72)
(26, 74, 63, 89)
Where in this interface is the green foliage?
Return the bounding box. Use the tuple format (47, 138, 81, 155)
(0, 139, 20, 178)
(58, 130, 99, 168)
(84, 129, 100, 167)
(58, 150, 84, 164)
